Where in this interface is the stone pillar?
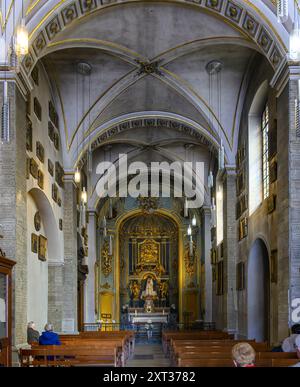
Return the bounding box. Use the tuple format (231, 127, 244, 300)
(201, 206, 212, 322)
(270, 64, 300, 339)
(48, 263, 64, 331)
(84, 210, 97, 323)
(0, 81, 27, 345)
(222, 168, 238, 334)
(62, 175, 78, 332)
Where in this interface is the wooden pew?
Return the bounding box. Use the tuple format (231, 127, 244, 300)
(177, 358, 300, 367)
(0, 338, 9, 367)
(162, 331, 233, 355)
(20, 346, 120, 367)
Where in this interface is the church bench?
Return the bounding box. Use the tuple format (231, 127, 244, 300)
(20, 346, 121, 367)
(176, 358, 300, 367)
(162, 331, 233, 355)
(60, 337, 131, 361)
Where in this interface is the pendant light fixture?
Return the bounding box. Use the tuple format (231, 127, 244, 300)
(81, 187, 87, 204)
(103, 216, 107, 237)
(277, 0, 289, 23)
(74, 168, 81, 184)
(187, 224, 192, 236)
(192, 214, 197, 227)
(208, 170, 214, 189)
(189, 235, 193, 257)
(15, 1, 28, 57)
(184, 198, 188, 217)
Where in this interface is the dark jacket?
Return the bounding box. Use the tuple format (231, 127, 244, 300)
(39, 331, 61, 346)
(27, 328, 40, 344)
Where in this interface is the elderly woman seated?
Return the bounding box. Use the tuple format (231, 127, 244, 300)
(27, 322, 40, 344)
(39, 323, 61, 346)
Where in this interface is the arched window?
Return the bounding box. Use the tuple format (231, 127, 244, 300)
(262, 105, 270, 200)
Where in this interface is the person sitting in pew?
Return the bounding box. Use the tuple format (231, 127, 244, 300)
(232, 343, 256, 368)
(27, 321, 40, 344)
(39, 323, 61, 346)
(282, 325, 300, 353)
(291, 335, 300, 367)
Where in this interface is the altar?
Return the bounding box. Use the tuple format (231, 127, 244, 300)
(128, 308, 170, 324)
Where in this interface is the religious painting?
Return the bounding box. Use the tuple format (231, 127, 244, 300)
(30, 158, 38, 179)
(26, 157, 31, 179)
(26, 118, 33, 152)
(34, 212, 41, 232)
(236, 144, 246, 169)
(236, 169, 245, 195)
(236, 262, 245, 291)
(271, 249, 278, 283)
(38, 235, 47, 262)
(36, 141, 45, 163)
(55, 162, 64, 188)
(48, 159, 54, 176)
(216, 261, 224, 295)
(31, 233, 38, 254)
(269, 160, 277, 183)
(31, 66, 39, 86)
(52, 183, 58, 203)
(267, 194, 276, 214)
(37, 170, 44, 190)
(210, 248, 217, 265)
(49, 101, 59, 128)
(33, 97, 42, 121)
(53, 131, 60, 150)
(48, 121, 55, 142)
(239, 217, 248, 241)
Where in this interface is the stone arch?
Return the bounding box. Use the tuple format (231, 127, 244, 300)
(247, 237, 270, 342)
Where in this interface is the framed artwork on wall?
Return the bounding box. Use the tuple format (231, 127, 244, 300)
(34, 212, 41, 232)
(239, 217, 248, 241)
(30, 158, 38, 179)
(38, 235, 47, 262)
(55, 162, 64, 188)
(52, 183, 58, 203)
(33, 97, 42, 121)
(36, 141, 45, 163)
(26, 118, 33, 152)
(216, 260, 224, 296)
(48, 159, 54, 176)
(31, 234, 38, 254)
(48, 121, 55, 142)
(236, 262, 245, 291)
(37, 170, 44, 190)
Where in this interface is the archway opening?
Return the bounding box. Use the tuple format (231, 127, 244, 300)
(247, 238, 270, 342)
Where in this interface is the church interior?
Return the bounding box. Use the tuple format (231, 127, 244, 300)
(1, 0, 300, 368)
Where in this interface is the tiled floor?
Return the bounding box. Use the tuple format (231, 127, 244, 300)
(126, 344, 171, 367)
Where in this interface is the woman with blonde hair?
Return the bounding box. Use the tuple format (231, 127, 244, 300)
(232, 343, 256, 368)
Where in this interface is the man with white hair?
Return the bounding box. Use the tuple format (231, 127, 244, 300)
(27, 322, 40, 344)
(39, 323, 61, 346)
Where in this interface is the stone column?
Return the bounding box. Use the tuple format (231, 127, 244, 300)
(84, 210, 97, 323)
(0, 81, 27, 345)
(222, 167, 238, 334)
(273, 67, 300, 339)
(201, 206, 212, 322)
(48, 263, 64, 331)
(62, 175, 78, 332)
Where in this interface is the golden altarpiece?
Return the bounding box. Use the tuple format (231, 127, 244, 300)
(95, 199, 203, 324)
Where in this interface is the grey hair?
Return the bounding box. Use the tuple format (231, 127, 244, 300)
(44, 323, 54, 332)
(27, 321, 35, 329)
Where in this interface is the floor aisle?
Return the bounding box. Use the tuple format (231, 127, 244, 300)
(126, 344, 171, 367)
